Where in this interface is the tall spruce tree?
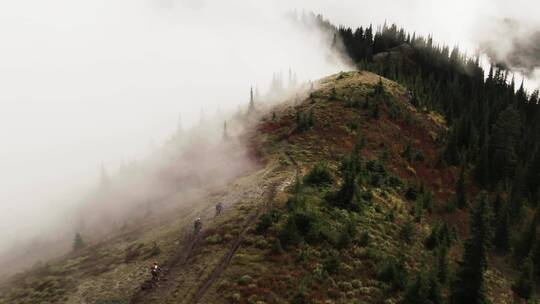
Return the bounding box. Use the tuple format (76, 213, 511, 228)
(456, 165, 467, 209)
(490, 106, 521, 183)
(73, 233, 86, 251)
(513, 255, 535, 299)
(449, 194, 492, 304)
(222, 121, 229, 140)
(248, 86, 255, 113)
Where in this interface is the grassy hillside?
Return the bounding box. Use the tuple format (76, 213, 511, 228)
(0, 71, 524, 304)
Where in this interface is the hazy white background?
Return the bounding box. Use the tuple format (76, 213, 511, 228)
(0, 0, 539, 253)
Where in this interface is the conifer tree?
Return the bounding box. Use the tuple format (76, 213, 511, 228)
(222, 121, 229, 140)
(73, 233, 86, 251)
(436, 245, 449, 284)
(248, 86, 255, 113)
(494, 209, 511, 252)
(403, 269, 443, 304)
(490, 106, 521, 183)
(531, 242, 540, 279)
(449, 194, 492, 304)
(514, 217, 537, 261)
(456, 165, 467, 209)
(513, 255, 535, 299)
(99, 164, 110, 193)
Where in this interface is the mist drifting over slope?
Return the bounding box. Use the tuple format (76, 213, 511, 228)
(1, 0, 539, 275)
(0, 0, 348, 260)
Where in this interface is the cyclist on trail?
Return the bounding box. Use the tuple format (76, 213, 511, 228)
(215, 202, 223, 217)
(194, 217, 202, 234)
(150, 262, 161, 281)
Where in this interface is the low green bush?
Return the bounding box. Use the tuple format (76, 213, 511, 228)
(323, 251, 341, 274)
(304, 162, 333, 187)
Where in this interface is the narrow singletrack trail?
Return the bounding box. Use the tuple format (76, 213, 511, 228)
(190, 152, 300, 304)
(129, 151, 300, 304)
(129, 230, 203, 304)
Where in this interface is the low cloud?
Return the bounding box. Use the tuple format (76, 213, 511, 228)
(478, 18, 540, 77)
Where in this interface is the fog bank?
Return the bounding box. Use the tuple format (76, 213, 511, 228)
(1, 0, 540, 274)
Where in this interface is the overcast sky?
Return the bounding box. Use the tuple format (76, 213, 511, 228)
(0, 0, 539, 251)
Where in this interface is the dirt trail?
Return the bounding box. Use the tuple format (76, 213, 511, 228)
(190, 181, 281, 304)
(190, 152, 300, 304)
(129, 229, 202, 304)
(128, 151, 300, 304)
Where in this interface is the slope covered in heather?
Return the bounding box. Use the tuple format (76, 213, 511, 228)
(0, 71, 526, 304)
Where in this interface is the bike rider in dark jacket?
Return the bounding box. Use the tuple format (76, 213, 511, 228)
(215, 202, 223, 217)
(194, 217, 202, 234)
(150, 262, 161, 281)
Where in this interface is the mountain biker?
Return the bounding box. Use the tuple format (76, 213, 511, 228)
(215, 202, 223, 217)
(194, 217, 202, 234)
(150, 262, 161, 281)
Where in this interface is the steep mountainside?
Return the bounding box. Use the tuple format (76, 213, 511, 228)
(0, 71, 525, 304)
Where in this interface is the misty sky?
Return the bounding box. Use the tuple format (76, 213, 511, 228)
(0, 0, 539, 252)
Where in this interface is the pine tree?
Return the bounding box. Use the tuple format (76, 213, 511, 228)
(248, 86, 255, 113)
(73, 233, 86, 251)
(513, 255, 535, 299)
(493, 208, 511, 252)
(475, 138, 490, 186)
(531, 242, 540, 279)
(222, 121, 229, 140)
(456, 165, 467, 209)
(490, 106, 521, 183)
(449, 194, 492, 304)
(375, 77, 385, 95)
(99, 164, 110, 193)
(334, 161, 357, 210)
(514, 217, 537, 261)
(403, 270, 443, 304)
(436, 245, 449, 284)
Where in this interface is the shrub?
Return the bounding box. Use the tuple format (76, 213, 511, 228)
(312, 263, 326, 280)
(330, 87, 338, 99)
(296, 246, 309, 263)
(400, 220, 415, 244)
(255, 209, 280, 234)
(336, 229, 352, 249)
(414, 151, 425, 162)
(376, 258, 408, 291)
(304, 162, 333, 187)
(292, 212, 317, 236)
(323, 251, 341, 274)
(96, 299, 127, 304)
(296, 109, 314, 132)
(271, 238, 284, 254)
(405, 185, 418, 201)
(206, 234, 222, 245)
(237, 275, 252, 286)
(347, 120, 359, 131)
(291, 281, 309, 304)
(149, 242, 161, 257)
(278, 218, 302, 248)
(358, 231, 370, 247)
(256, 214, 273, 234)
